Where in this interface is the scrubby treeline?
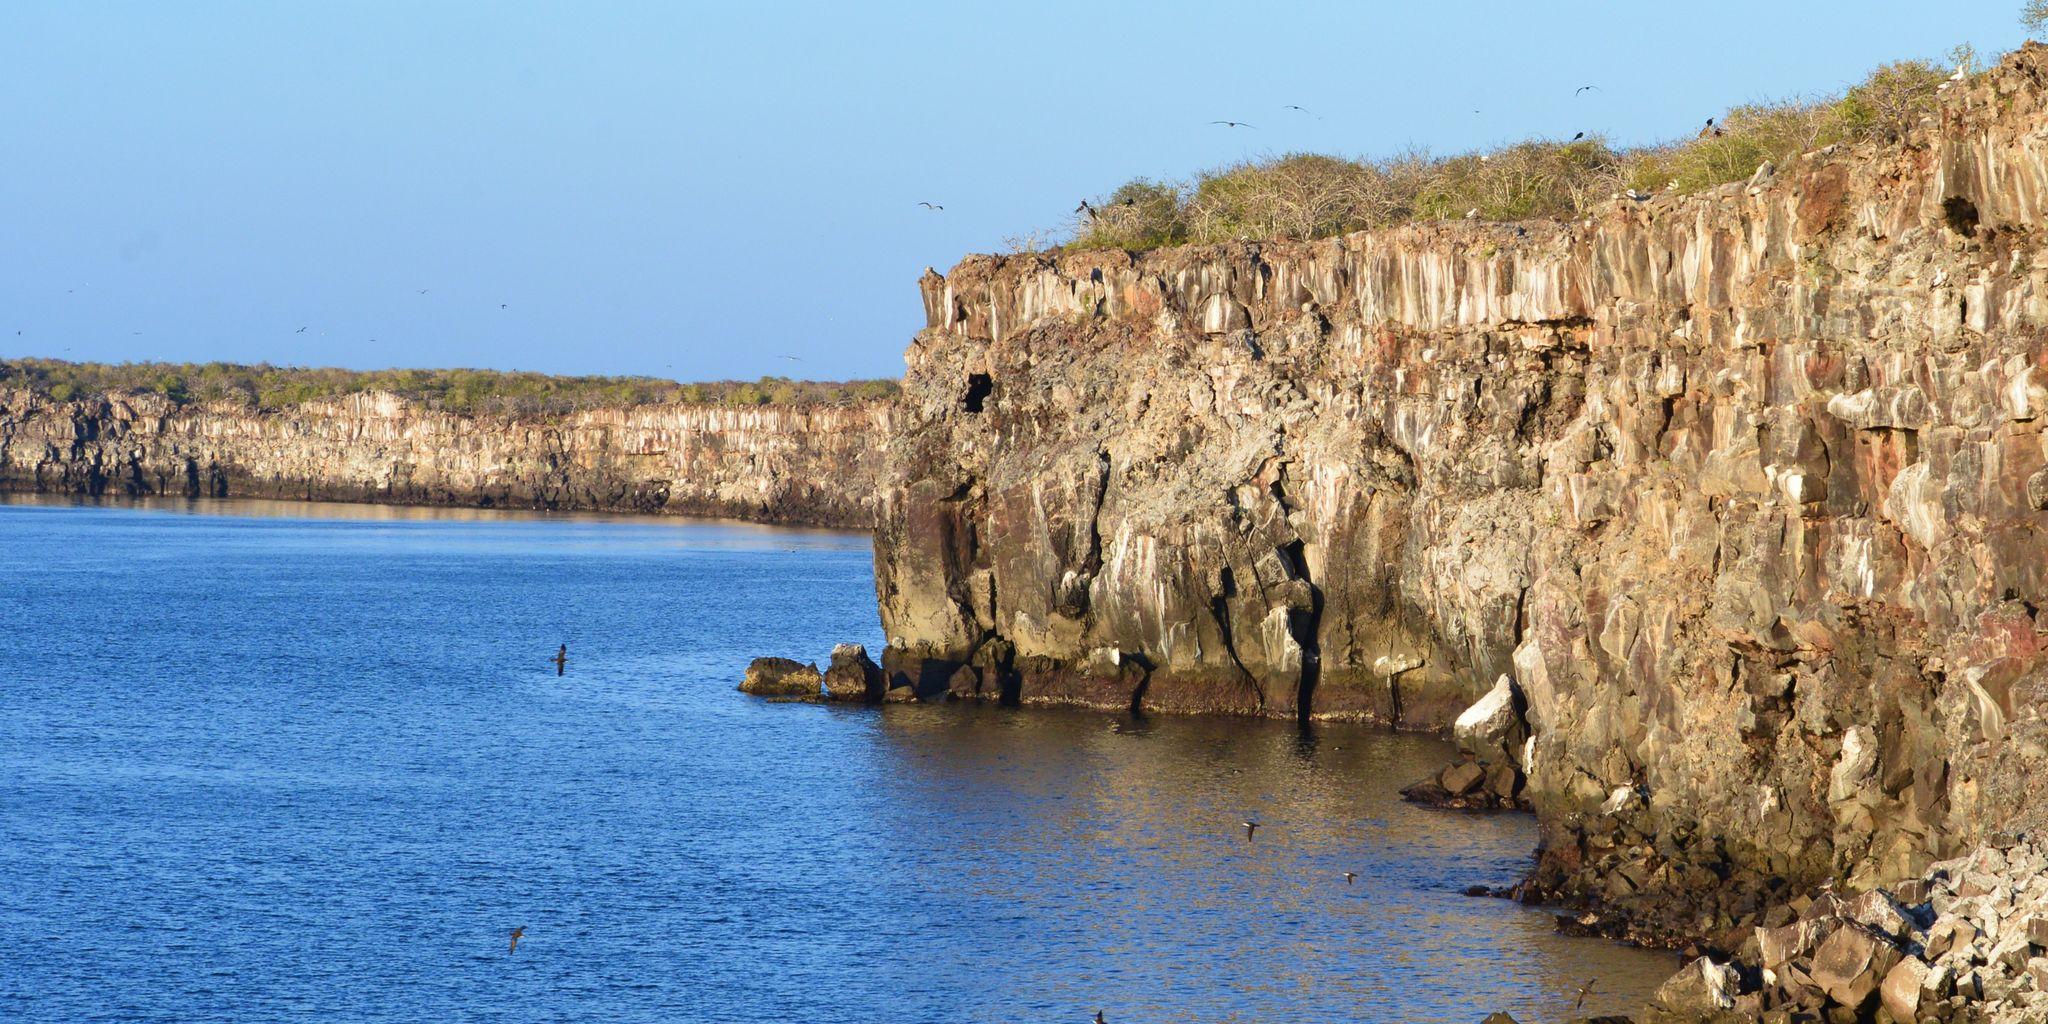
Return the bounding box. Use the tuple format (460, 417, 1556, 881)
(1069, 55, 1965, 250)
(0, 358, 899, 417)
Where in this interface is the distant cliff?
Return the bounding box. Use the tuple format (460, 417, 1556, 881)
(874, 43, 2048, 963)
(0, 388, 890, 527)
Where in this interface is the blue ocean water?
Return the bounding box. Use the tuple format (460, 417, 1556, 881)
(0, 497, 1674, 1023)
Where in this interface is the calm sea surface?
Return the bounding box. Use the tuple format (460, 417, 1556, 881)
(0, 496, 1675, 1023)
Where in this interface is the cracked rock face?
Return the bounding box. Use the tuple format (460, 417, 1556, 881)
(876, 46, 2048, 942)
(0, 389, 890, 528)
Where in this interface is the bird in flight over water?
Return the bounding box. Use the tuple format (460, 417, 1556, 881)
(1210, 120, 1256, 129)
(1574, 978, 1598, 1010)
(1242, 820, 1259, 841)
(552, 644, 568, 676)
(918, 202, 943, 210)
(509, 926, 525, 954)
(1344, 871, 1357, 885)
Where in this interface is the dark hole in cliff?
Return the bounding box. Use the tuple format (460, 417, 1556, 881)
(1942, 196, 1979, 237)
(962, 373, 993, 413)
(1279, 540, 1324, 724)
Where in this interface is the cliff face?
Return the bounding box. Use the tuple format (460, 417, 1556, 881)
(876, 49, 2048, 944)
(0, 389, 890, 527)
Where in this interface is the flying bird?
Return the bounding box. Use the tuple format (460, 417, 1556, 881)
(779, 354, 802, 362)
(918, 202, 943, 210)
(417, 289, 428, 295)
(295, 326, 307, 333)
(1284, 104, 1317, 117)
(1575, 84, 1599, 95)
(1242, 820, 1259, 841)
(1573, 978, 1598, 1011)
(500, 304, 508, 309)
(1209, 120, 1256, 129)
(1343, 871, 1358, 885)
(509, 926, 525, 954)
(552, 644, 568, 676)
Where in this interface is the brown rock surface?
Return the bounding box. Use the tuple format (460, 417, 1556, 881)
(739, 657, 822, 697)
(0, 389, 890, 527)
(874, 46, 2048, 951)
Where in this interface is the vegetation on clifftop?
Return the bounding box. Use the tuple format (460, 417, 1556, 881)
(1067, 51, 1970, 250)
(0, 358, 898, 417)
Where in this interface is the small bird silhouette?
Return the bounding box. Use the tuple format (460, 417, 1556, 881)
(918, 202, 944, 210)
(1571, 131, 1585, 141)
(1242, 820, 1259, 841)
(1075, 199, 1097, 222)
(417, 288, 428, 294)
(552, 644, 568, 676)
(1699, 118, 1724, 138)
(779, 354, 802, 362)
(1209, 120, 1256, 129)
(1574, 977, 1598, 1010)
(1094, 1013, 1107, 1024)
(295, 326, 307, 333)
(1344, 871, 1358, 884)
(1575, 84, 1599, 95)
(1284, 104, 1316, 116)
(499, 303, 508, 309)
(509, 926, 525, 954)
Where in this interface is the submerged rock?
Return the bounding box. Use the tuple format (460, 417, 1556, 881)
(739, 657, 822, 698)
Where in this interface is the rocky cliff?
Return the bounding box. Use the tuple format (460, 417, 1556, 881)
(874, 45, 2048, 965)
(0, 389, 890, 527)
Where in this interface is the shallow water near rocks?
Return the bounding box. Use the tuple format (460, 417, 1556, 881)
(0, 496, 1676, 1023)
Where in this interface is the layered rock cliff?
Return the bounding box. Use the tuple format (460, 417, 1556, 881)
(875, 45, 2048, 960)
(0, 389, 890, 527)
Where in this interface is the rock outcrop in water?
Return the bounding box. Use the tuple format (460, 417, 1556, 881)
(873, 45, 2048, 980)
(0, 388, 889, 527)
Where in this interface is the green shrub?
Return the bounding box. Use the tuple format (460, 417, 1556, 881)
(0, 358, 898, 417)
(1064, 50, 1971, 251)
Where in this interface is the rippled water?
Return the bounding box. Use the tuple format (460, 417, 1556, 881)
(0, 496, 1674, 1023)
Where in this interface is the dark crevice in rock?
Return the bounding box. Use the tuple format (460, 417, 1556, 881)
(1942, 195, 1980, 237)
(1278, 537, 1324, 723)
(962, 372, 993, 413)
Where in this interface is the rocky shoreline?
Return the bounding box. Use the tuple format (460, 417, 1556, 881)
(863, 44, 2048, 1024)
(0, 387, 891, 528)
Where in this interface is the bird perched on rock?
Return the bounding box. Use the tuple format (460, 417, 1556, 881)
(509, 926, 525, 954)
(1699, 118, 1723, 138)
(1242, 820, 1259, 841)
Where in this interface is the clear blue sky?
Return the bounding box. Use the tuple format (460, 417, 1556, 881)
(0, 2, 2031, 382)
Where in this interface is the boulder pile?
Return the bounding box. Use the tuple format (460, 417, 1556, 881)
(1402, 675, 1530, 811)
(1637, 839, 2048, 1023)
(741, 645, 889, 702)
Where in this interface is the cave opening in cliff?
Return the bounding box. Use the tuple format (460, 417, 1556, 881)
(1942, 195, 1979, 237)
(962, 373, 993, 413)
(1278, 540, 1324, 723)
